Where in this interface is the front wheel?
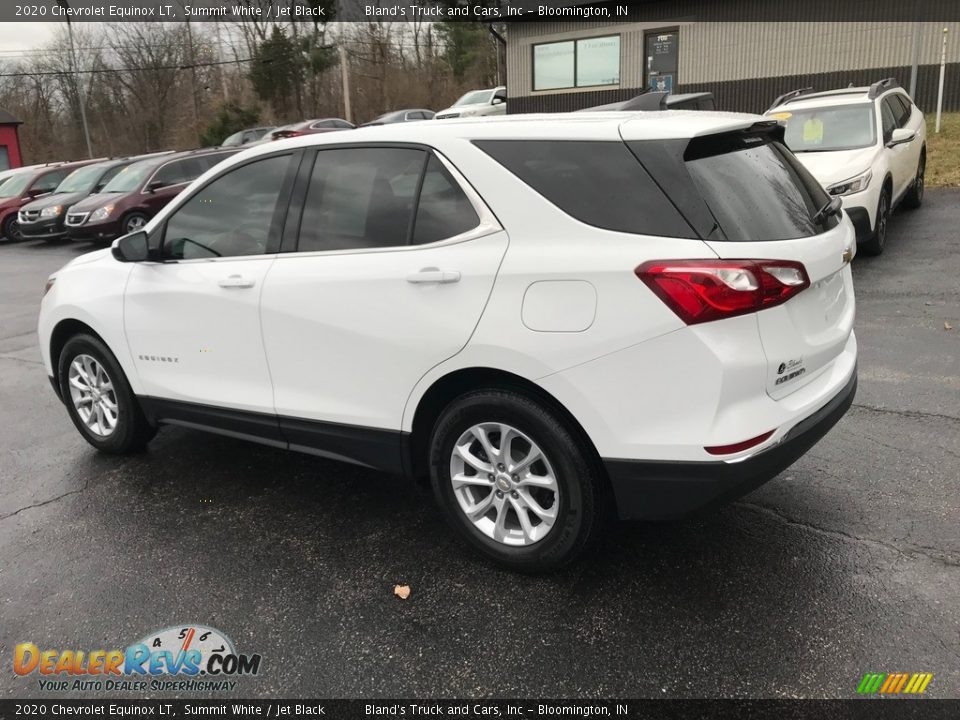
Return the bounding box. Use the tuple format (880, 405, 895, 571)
(58, 334, 156, 453)
(429, 389, 604, 572)
(860, 189, 890, 256)
(122, 212, 149, 235)
(902, 153, 925, 209)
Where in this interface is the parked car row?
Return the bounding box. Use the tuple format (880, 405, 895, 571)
(217, 87, 509, 149)
(0, 148, 238, 243)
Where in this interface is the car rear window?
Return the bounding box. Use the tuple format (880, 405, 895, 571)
(680, 133, 835, 241)
(474, 140, 696, 238)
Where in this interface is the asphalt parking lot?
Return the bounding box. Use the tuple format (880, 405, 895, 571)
(1, 190, 957, 700)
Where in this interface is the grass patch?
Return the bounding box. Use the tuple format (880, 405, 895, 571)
(925, 112, 960, 187)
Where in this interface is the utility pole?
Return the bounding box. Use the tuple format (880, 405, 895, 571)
(936, 26, 949, 134)
(214, 21, 229, 103)
(909, 21, 920, 100)
(184, 18, 202, 143)
(56, 1, 93, 158)
(339, 43, 352, 123)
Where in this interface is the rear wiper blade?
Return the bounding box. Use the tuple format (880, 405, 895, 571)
(812, 195, 843, 224)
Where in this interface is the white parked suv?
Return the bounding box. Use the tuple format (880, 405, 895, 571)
(766, 78, 926, 256)
(435, 87, 507, 119)
(38, 112, 858, 571)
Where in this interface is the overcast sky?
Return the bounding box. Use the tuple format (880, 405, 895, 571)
(0, 23, 56, 54)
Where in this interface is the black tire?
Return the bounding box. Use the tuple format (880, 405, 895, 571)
(57, 333, 156, 453)
(2, 213, 21, 242)
(429, 388, 605, 572)
(122, 212, 150, 235)
(859, 188, 890, 256)
(902, 152, 925, 209)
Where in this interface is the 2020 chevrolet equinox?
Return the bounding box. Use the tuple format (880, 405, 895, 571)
(39, 112, 858, 571)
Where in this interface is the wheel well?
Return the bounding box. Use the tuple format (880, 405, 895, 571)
(408, 367, 607, 485)
(882, 173, 893, 197)
(50, 319, 105, 375)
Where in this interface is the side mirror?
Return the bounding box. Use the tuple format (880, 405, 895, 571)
(146, 180, 165, 193)
(492, 96, 505, 105)
(111, 231, 150, 263)
(887, 127, 916, 147)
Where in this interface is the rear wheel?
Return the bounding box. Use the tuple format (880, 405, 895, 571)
(860, 188, 890, 256)
(902, 152, 925, 209)
(58, 334, 156, 453)
(2, 214, 21, 242)
(429, 388, 604, 572)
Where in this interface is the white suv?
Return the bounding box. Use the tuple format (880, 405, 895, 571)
(38, 112, 858, 571)
(766, 79, 926, 256)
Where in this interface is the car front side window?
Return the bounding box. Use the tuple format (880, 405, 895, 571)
(162, 154, 291, 260)
(879, 100, 897, 142)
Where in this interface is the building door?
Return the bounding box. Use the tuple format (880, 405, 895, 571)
(645, 29, 679, 92)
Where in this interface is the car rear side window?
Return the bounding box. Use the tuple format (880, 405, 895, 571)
(297, 148, 425, 252)
(473, 140, 695, 238)
(412, 155, 480, 245)
(681, 133, 833, 242)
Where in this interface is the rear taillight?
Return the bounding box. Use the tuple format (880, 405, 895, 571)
(635, 259, 810, 325)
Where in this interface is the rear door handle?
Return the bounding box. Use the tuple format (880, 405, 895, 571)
(406, 267, 461, 284)
(218, 274, 256, 289)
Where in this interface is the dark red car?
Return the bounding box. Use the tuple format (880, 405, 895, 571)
(266, 118, 355, 140)
(65, 148, 237, 242)
(0, 161, 99, 241)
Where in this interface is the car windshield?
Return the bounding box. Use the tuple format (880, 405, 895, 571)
(775, 104, 876, 152)
(54, 164, 106, 194)
(221, 131, 244, 146)
(0, 172, 32, 197)
(454, 90, 493, 107)
(102, 161, 154, 192)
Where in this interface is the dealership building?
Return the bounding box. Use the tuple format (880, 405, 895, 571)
(503, 1, 960, 114)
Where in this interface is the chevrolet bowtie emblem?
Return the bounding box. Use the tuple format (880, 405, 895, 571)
(842, 247, 854, 264)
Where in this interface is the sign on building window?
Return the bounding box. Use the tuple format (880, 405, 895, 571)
(646, 30, 678, 93)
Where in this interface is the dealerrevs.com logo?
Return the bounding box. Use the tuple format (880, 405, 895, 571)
(14, 625, 261, 692)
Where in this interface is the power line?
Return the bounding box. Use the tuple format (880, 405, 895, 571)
(0, 56, 253, 78)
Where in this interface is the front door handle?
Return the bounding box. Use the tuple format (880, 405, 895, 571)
(218, 274, 256, 289)
(406, 267, 461, 285)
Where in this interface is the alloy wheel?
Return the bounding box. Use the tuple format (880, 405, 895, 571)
(68, 354, 119, 437)
(449, 422, 560, 547)
(125, 215, 147, 233)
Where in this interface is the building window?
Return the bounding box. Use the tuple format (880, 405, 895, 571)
(533, 35, 620, 91)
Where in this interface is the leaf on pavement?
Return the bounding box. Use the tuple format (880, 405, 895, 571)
(394, 584, 411, 600)
(946, 321, 953, 331)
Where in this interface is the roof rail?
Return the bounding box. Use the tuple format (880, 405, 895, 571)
(867, 77, 899, 99)
(766, 87, 813, 112)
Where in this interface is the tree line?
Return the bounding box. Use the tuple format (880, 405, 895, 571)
(0, 10, 502, 164)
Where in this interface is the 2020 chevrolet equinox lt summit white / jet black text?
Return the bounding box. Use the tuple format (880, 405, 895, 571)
(39, 112, 858, 572)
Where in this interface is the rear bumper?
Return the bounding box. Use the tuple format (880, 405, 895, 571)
(604, 367, 857, 520)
